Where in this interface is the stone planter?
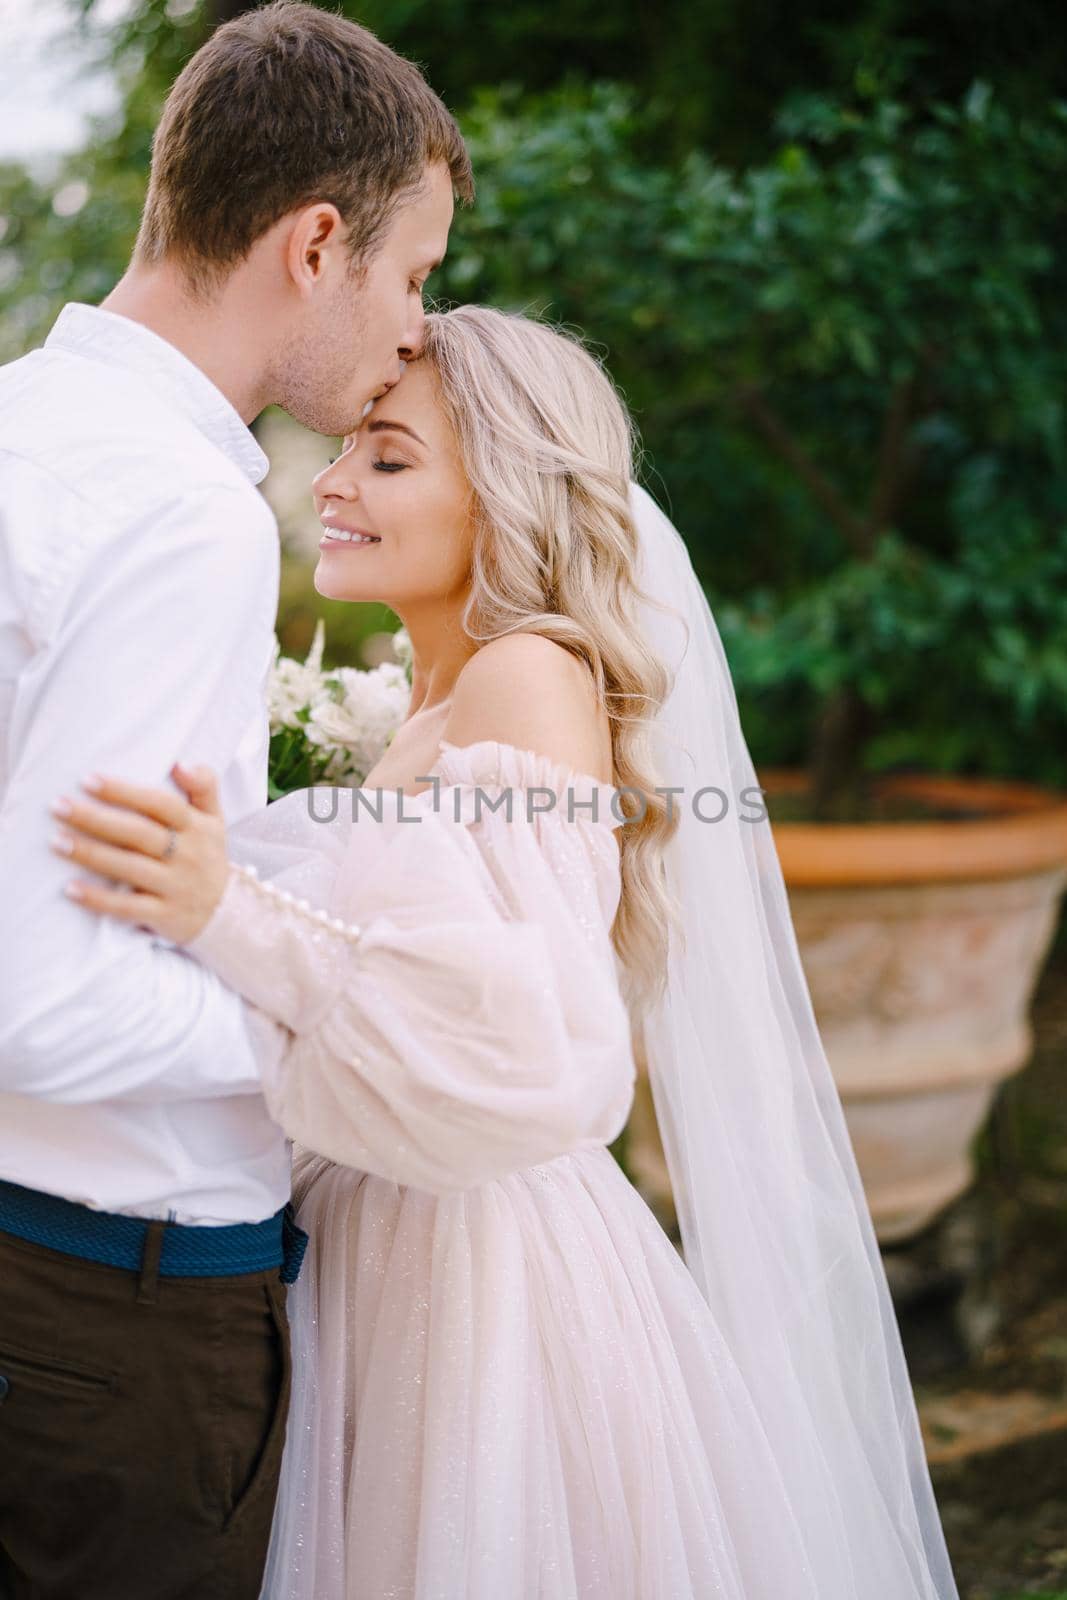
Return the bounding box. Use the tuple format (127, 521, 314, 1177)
(627, 773, 1067, 1245)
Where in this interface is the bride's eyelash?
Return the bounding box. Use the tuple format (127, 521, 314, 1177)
(323, 450, 407, 471)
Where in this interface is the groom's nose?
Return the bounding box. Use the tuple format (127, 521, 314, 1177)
(398, 301, 427, 361)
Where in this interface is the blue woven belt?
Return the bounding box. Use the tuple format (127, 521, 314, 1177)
(0, 1178, 308, 1284)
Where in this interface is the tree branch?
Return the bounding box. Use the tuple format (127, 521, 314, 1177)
(732, 382, 872, 558)
(866, 371, 920, 538)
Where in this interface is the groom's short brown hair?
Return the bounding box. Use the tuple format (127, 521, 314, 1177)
(135, 1, 472, 289)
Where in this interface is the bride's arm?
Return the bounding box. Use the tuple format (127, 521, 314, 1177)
(51, 749, 635, 1192)
(189, 819, 633, 1191)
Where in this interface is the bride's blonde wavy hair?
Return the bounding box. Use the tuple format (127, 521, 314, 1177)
(420, 305, 680, 1013)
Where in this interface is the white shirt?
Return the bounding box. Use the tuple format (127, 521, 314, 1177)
(0, 302, 291, 1225)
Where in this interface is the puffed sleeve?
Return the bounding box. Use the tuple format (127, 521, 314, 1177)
(184, 741, 635, 1192)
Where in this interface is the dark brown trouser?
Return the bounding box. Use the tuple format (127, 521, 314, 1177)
(0, 1225, 291, 1600)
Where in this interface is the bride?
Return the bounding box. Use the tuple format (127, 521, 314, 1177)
(51, 305, 959, 1599)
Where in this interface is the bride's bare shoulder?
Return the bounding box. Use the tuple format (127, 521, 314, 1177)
(443, 635, 612, 784)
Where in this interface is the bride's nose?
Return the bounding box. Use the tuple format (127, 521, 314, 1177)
(312, 455, 359, 506)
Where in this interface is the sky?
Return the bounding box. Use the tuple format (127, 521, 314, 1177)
(0, 0, 121, 165)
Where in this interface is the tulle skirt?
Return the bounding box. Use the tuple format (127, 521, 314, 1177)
(259, 1145, 827, 1600)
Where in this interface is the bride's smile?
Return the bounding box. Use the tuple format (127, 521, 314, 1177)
(317, 525, 381, 547)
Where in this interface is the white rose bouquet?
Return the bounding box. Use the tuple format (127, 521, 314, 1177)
(267, 620, 411, 800)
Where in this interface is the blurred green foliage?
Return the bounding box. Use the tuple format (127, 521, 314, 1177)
(282, 0, 1067, 170)
(431, 82, 1067, 799)
(1, 0, 1064, 798)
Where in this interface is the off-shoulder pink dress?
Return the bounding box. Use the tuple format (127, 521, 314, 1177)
(186, 740, 827, 1600)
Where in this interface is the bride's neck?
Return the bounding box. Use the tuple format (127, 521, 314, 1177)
(400, 607, 478, 718)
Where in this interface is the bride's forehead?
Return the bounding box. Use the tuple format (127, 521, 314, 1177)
(354, 365, 442, 441)
(385, 357, 437, 404)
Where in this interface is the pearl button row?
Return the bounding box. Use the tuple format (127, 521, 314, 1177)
(233, 861, 363, 946)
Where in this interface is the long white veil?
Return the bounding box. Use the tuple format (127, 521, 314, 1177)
(629, 482, 960, 1597)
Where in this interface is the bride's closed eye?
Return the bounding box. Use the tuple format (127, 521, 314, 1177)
(373, 458, 409, 474)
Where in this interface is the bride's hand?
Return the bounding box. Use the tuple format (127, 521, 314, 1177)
(49, 763, 230, 944)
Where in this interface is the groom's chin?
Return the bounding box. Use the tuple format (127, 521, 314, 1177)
(275, 380, 376, 442)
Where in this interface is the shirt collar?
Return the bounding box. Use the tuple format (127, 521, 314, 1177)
(45, 303, 269, 486)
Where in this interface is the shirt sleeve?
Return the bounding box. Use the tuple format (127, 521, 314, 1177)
(0, 453, 282, 1104)
(184, 758, 636, 1193)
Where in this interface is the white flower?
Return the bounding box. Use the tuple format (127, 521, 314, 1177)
(391, 626, 413, 673)
(267, 663, 313, 729)
(313, 663, 411, 782)
(267, 623, 410, 790)
(303, 617, 327, 674)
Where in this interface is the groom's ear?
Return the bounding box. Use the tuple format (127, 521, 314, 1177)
(285, 202, 347, 298)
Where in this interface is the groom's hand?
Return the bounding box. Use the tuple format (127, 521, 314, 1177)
(48, 764, 230, 944)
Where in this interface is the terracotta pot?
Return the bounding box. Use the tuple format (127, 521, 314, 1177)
(627, 773, 1067, 1245)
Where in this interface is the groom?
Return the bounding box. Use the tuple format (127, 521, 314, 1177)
(0, 4, 469, 1595)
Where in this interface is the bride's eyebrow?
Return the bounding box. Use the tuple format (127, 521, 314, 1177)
(366, 419, 428, 448)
